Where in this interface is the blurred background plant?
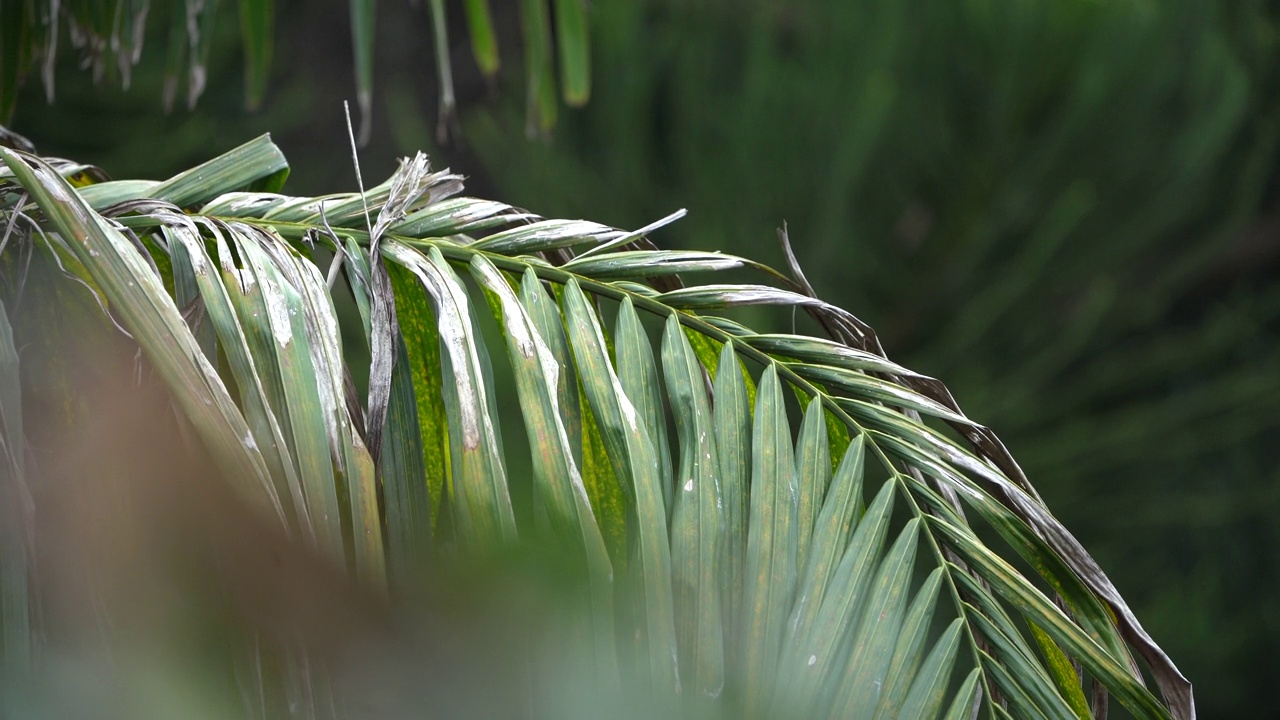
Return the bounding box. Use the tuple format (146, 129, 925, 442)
(4, 0, 1278, 715)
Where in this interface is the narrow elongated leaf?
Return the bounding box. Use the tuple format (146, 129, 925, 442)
(941, 668, 984, 720)
(462, 276, 508, 481)
(238, 0, 274, 109)
(188, 0, 222, 109)
(542, 268, 627, 566)
(345, 431, 386, 587)
(702, 315, 756, 339)
(387, 261, 449, 540)
(873, 568, 946, 720)
(225, 227, 344, 557)
(553, 0, 590, 105)
(793, 397, 830, 576)
(519, 0, 557, 136)
(384, 241, 515, 547)
(472, 255, 617, 675)
(258, 192, 350, 223)
(161, 2, 189, 112)
(952, 564, 1047, 668)
(899, 619, 966, 720)
(79, 180, 162, 210)
(1028, 620, 1092, 719)
(349, 0, 375, 146)
(934, 515, 1173, 719)
(713, 340, 751, 663)
(616, 298, 672, 515)
(935, 467, 1135, 671)
(562, 250, 747, 280)
(578, 372, 628, 565)
(289, 187, 392, 229)
(562, 278, 677, 692)
(473, 259, 594, 544)
(0, 156, 104, 185)
(259, 231, 384, 584)
(661, 313, 725, 696)
(426, 0, 456, 140)
(0, 148, 283, 521)
(571, 209, 688, 261)
(785, 434, 866, 654)
(847, 399, 1025, 507)
(748, 333, 924, 381)
(519, 269, 581, 467)
(792, 362, 969, 425)
(344, 236, 374, 340)
(660, 284, 828, 312)
(151, 134, 289, 207)
(471, 219, 624, 255)
(464, 0, 500, 77)
(196, 191, 283, 218)
(162, 217, 304, 530)
(780, 479, 894, 715)
(980, 646, 1057, 720)
(168, 226, 217, 359)
(827, 519, 922, 718)
(381, 330, 433, 583)
(741, 365, 799, 714)
(960, 595, 1076, 720)
(392, 197, 533, 238)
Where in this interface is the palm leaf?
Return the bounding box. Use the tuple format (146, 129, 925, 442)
(0, 136, 1193, 718)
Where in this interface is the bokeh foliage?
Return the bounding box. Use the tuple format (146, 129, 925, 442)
(0, 0, 592, 142)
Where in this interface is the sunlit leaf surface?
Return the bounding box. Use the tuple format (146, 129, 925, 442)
(0, 137, 1191, 719)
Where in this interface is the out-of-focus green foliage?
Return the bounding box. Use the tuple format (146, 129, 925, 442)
(1, 135, 1193, 718)
(458, 3, 1280, 714)
(0, 0, 591, 142)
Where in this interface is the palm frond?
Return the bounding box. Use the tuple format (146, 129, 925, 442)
(0, 135, 1193, 718)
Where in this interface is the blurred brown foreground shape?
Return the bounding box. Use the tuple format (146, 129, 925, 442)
(4, 326, 650, 719)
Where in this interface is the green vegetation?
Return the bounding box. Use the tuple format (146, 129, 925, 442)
(0, 0, 591, 141)
(462, 3, 1279, 715)
(3, 0, 1269, 716)
(1, 129, 1190, 717)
